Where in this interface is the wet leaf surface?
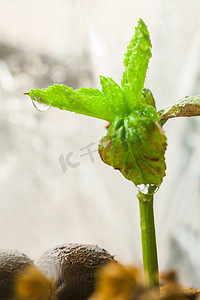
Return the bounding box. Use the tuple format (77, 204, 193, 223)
(99, 111, 167, 186)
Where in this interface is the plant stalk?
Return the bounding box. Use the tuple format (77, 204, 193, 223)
(137, 192, 159, 287)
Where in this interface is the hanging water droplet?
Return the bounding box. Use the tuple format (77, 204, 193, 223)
(136, 184, 159, 195)
(32, 98, 51, 112)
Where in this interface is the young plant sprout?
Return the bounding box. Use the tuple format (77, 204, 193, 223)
(25, 19, 200, 288)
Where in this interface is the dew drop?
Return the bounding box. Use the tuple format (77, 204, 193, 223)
(32, 98, 51, 112)
(136, 184, 159, 195)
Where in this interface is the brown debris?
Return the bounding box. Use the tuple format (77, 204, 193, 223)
(89, 263, 200, 300)
(14, 265, 57, 300)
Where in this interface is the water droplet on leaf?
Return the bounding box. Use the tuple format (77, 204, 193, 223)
(32, 99, 51, 112)
(136, 184, 159, 195)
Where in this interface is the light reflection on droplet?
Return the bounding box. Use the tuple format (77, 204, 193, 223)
(32, 99, 51, 112)
(136, 184, 159, 195)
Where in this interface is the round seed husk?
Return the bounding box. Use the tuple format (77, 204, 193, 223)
(0, 249, 33, 300)
(36, 243, 115, 300)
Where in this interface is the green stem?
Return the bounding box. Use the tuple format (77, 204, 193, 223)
(137, 192, 159, 287)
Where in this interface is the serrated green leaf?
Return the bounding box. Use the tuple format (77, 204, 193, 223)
(159, 95, 200, 124)
(26, 19, 153, 122)
(98, 112, 167, 186)
(121, 19, 152, 110)
(99, 76, 128, 116)
(27, 84, 121, 122)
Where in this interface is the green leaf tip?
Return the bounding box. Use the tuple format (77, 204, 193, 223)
(121, 18, 152, 110)
(140, 89, 156, 108)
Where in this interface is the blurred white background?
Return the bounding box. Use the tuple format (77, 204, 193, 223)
(1, 0, 200, 287)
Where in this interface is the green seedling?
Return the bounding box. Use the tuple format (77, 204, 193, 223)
(25, 19, 200, 288)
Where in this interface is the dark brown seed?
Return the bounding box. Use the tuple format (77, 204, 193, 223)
(36, 243, 115, 300)
(0, 249, 33, 300)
